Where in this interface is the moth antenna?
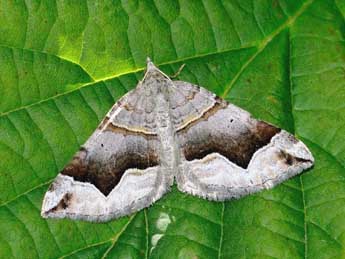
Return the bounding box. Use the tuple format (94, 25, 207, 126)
(170, 63, 186, 78)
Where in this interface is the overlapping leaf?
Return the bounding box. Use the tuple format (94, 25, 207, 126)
(0, 0, 344, 258)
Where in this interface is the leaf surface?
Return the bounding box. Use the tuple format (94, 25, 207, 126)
(1, 0, 345, 258)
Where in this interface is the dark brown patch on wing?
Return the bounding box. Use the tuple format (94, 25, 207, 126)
(61, 148, 89, 179)
(61, 147, 159, 196)
(278, 150, 312, 165)
(278, 150, 294, 165)
(47, 193, 72, 213)
(255, 121, 281, 144)
(182, 120, 281, 168)
(86, 151, 159, 196)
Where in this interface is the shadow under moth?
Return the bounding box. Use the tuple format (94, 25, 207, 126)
(41, 59, 314, 222)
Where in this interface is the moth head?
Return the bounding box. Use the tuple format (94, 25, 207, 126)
(144, 57, 157, 74)
(142, 57, 171, 85)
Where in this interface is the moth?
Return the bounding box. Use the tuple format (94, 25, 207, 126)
(41, 58, 314, 222)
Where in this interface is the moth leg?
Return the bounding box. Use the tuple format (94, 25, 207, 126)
(176, 131, 314, 201)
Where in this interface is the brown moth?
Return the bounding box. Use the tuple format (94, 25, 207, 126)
(41, 59, 314, 222)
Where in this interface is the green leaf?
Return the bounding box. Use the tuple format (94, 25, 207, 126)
(0, 0, 344, 258)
